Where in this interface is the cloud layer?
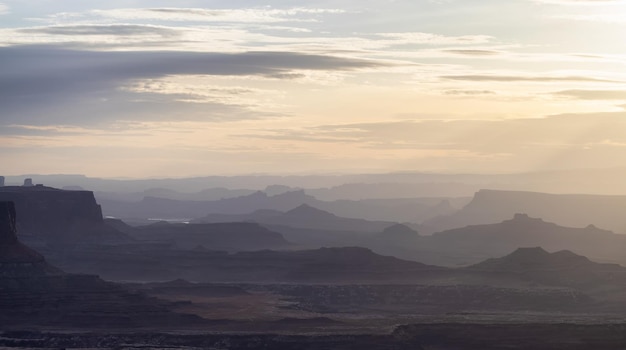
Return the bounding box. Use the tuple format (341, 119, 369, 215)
(1, 1, 626, 176)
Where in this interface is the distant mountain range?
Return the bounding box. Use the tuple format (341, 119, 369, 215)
(99, 190, 318, 220)
(10, 168, 626, 195)
(98, 189, 460, 224)
(193, 203, 395, 233)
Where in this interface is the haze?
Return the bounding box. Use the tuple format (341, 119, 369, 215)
(2, 0, 626, 177)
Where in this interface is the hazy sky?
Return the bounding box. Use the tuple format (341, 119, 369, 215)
(1, 0, 626, 177)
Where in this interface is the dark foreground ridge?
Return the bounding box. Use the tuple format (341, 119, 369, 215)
(4, 323, 626, 349)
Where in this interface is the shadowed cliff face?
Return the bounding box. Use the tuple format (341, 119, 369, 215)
(0, 201, 47, 265)
(0, 201, 17, 245)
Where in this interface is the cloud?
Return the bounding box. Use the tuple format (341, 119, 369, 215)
(0, 3, 7, 15)
(441, 49, 501, 56)
(531, 0, 624, 5)
(19, 24, 180, 37)
(554, 89, 626, 100)
(442, 74, 619, 83)
(443, 90, 497, 95)
(376, 32, 493, 45)
(550, 13, 626, 22)
(256, 113, 626, 151)
(0, 45, 388, 125)
(40, 7, 346, 24)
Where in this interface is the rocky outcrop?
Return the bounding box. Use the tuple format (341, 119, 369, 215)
(0, 186, 129, 243)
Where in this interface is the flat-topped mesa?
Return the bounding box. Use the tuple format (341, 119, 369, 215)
(0, 186, 119, 243)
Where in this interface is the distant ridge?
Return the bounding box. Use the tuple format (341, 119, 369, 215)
(425, 189, 626, 234)
(470, 247, 591, 272)
(427, 213, 626, 266)
(284, 203, 338, 219)
(468, 247, 626, 287)
(124, 221, 291, 251)
(100, 190, 317, 219)
(195, 203, 395, 233)
(377, 223, 419, 241)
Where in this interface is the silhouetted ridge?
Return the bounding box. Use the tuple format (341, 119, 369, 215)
(285, 203, 337, 219)
(381, 223, 419, 238)
(230, 246, 441, 282)
(465, 246, 626, 288)
(470, 247, 593, 272)
(128, 221, 290, 251)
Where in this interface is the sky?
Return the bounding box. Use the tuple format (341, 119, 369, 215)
(1, 0, 626, 178)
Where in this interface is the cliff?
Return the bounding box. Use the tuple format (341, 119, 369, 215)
(0, 186, 128, 243)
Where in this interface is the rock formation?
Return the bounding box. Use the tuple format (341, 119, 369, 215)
(0, 185, 129, 244)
